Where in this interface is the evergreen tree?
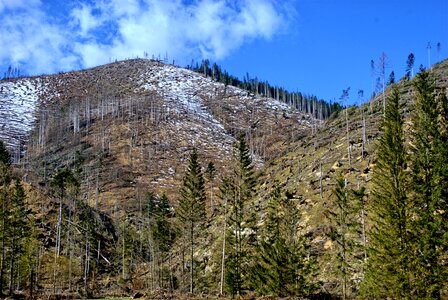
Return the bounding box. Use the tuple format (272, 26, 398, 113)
(7, 180, 31, 294)
(152, 194, 175, 289)
(222, 135, 258, 296)
(0, 141, 10, 166)
(252, 185, 318, 297)
(361, 86, 411, 298)
(50, 168, 78, 257)
(206, 161, 216, 214)
(177, 148, 206, 293)
(406, 53, 415, 79)
(327, 176, 364, 299)
(0, 147, 36, 296)
(409, 69, 448, 298)
(0, 146, 11, 296)
(388, 71, 395, 85)
(117, 214, 136, 282)
(153, 194, 174, 255)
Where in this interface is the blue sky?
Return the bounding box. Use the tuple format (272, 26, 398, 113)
(1, 0, 447, 104)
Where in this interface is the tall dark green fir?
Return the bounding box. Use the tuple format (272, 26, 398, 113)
(222, 135, 258, 296)
(252, 185, 318, 297)
(361, 86, 411, 298)
(177, 148, 206, 293)
(409, 69, 448, 298)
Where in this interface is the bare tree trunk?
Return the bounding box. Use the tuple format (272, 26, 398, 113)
(361, 191, 367, 264)
(319, 160, 323, 199)
(346, 108, 351, 166)
(8, 238, 15, 295)
(342, 178, 348, 300)
(0, 207, 5, 297)
(84, 237, 90, 292)
(122, 225, 126, 281)
(220, 197, 227, 295)
(362, 109, 366, 159)
(190, 222, 194, 294)
(181, 242, 185, 290)
(56, 192, 63, 257)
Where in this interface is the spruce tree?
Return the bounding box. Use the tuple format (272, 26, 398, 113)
(327, 176, 364, 299)
(405, 53, 415, 79)
(0, 148, 36, 296)
(252, 185, 318, 297)
(152, 194, 175, 289)
(50, 168, 78, 257)
(153, 194, 174, 256)
(0, 141, 10, 166)
(361, 86, 411, 298)
(177, 148, 206, 293)
(206, 161, 216, 214)
(0, 147, 11, 296)
(7, 180, 31, 295)
(409, 69, 448, 298)
(222, 135, 258, 296)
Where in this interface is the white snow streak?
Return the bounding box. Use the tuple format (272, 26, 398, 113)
(140, 64, 226, 131)
(0, 78, 46, 154)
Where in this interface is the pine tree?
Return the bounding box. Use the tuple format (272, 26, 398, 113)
(117, 214, 136, 282)
(361, 86, 411, 298)
(409, 69, 448, 298)
(177, 148, 206, 293)
(222, 135, 258, 296)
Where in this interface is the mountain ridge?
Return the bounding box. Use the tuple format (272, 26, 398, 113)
(1, 58, 320, 214)
(1, 57, 447, 298)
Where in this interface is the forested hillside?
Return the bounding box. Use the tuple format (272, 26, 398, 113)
(0, 59, 447, 299)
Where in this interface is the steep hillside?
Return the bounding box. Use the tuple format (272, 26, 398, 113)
(257, 60, 448, 289)
(1, 58, 447, 298)
(1, 58, 316, 215)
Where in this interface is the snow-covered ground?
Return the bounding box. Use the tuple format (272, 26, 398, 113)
(0, 78, 46, 157)
(0, 60, 314, 163)
(140, 64, 226, 130)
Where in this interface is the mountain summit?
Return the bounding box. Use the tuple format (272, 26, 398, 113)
(1, 58, 317, 211)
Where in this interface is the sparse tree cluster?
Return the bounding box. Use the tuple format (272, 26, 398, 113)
(188, 60, 342, 119)
(0, 141, 37, 298)
(361, 69, 448, 298)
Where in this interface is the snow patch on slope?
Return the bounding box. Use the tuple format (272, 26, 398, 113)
(140, 64, 226, 131)
(0, 78, 46, 156)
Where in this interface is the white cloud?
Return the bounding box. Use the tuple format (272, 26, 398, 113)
(0, 0, 40, 13)
(0, 0, 294, 74)
(0, 2, 78, 74)
(70, 4, 103, 37)
(72, 0, 292, 67)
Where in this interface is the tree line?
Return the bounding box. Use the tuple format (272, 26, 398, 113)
(188, 59, 342, 120)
